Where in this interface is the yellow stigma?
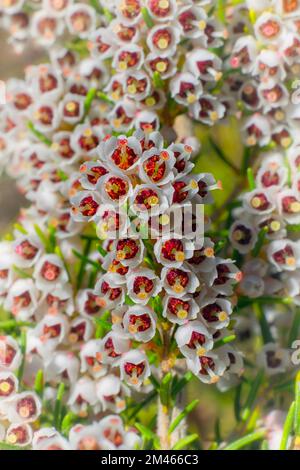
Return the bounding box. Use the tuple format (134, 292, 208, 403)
(68, 333, 78, 343)
(218, 311, 228, 322)
(65, 102, 77, 113)
(210, 111, 219, 122)
(6, 433, 17, 444)
(173, 284, 184, 294)
(19, 406, 30, 418)
(197, 347, 206, 357)
(127, 84, 137, 94)
(83, 128, 93, 137)
(177, 309, 188, 320)
(159, 0, 169, 8)
(148, 195, 159, 206)
(198, 20, 206, 30)
(286, 256, 296, 266)
(175, 251, 185, 262)
(128, 324, 138, 334)
(210, 376, 219, 384)
(246, 136, 257, 146)
(204, 247, 214, 257)
(251, 196, 261, 208)
(187, 94, 197, 104)
(113, 119, 121, 129)
(119, 61, 127, 71)
(270, 220, 280, 231)
(130, 377, 139, 385)
(156, 61, 167, 73)
(116, 250, 125, 260)
(274, 110, 285, 121)
(137, 292, 148, 300)
(111, 91, 120, 101)
(0, 381, 10, 393)
(145, 96, 156, 107)
(158, 38, 168, 49)
(159, 214, 170, 226)
(281, 137, 291, 148)
(233, 229, 243, 241)
(189, 179, 198, 190)
(291, 201, 300, 213)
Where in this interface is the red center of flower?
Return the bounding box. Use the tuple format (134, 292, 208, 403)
(167, 298, 190, 316)
(111, 142, 138, 170)
(39, 74, 58, 93)
(16, 396, 37, 419)
(78, 133, 99, 151)
(15, 240, 39, 260)
(116, 239, 139, 259)
(199, 356, 215, 375)
(14, 93, 32, 110)
(187, 331, 206, 349)
(104, 337, 121, 358)
(166, 268, 189, 287)
(0, 344, 16, 366)
(129, 313, 151, 332)
(133, 276, 154, 295)
(124, 361, 145, 377)
(162, 240, 184, 262)
(178, 10, 196, 32)
(70, 322, 86, 342)
(0, 377, 15, 397)
(101, 281, 122, 301)
(273, 245, 294, 265)
(172, 181, 188, 203)
(43, 323, 62, 339)
(41, 261, 61, 281)
(105, 177, 129, 201)
(84, 293, 101, 315)
(259, 20, 280, 39)
(0, 269, 8, 279)
(202, 303, 222, 323)
(79, 196, 99, 217)
(143, 155, 166, 183)
(38, 106, 54, 125)
(70, 11, 91, 33)
(261, 171, 279, 187)
(134, 188, 159, 209)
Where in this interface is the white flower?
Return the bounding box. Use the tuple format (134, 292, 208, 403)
(163, 294, 199, 324)
(187, 352, 227, 384)
(3, 392, 41, 424)
(161, 265, 199, 296)
(0, 336, 22, 372)
(175, 321, 213, 360)
(119, 350, 150, 389)
(4, 279, 39, 320)
(65, 4, 96, 39)
(96, 375, 129, 413)
(68, 377, 98, 416)
(33, 254, 68, 291)
(123, 305, 157, 342)
(46, 351, 79, 384)
(126, 268, 162, 305)
(257, 343, 290, 376)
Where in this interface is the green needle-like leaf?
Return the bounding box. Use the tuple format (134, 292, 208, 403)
(168, 399, 199, 435)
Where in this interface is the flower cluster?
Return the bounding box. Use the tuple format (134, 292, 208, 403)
(0, 336, 140, 449)
(0, 0, 228, 128)
(70, 130, 243, 389)
(227, 0, 300, 149)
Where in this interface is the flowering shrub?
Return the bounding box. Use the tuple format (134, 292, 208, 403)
(0, 0, 300, 453)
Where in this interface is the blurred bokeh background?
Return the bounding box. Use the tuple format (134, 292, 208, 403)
(0, 31, 46, 232)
